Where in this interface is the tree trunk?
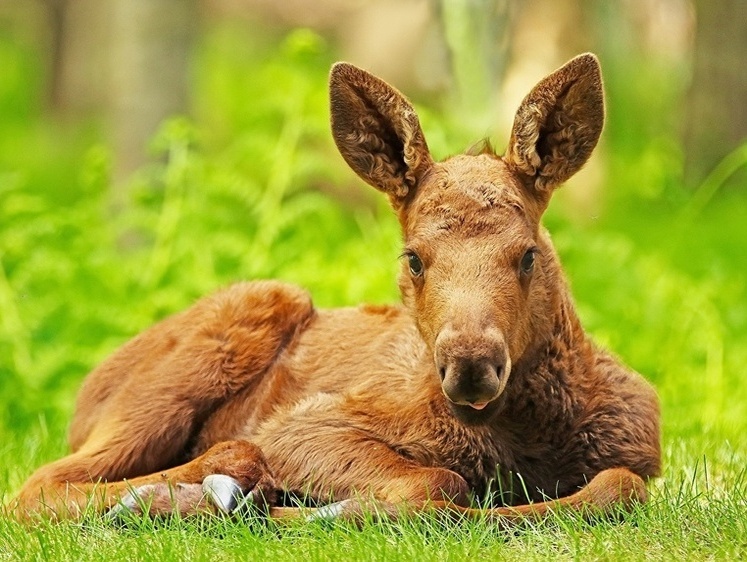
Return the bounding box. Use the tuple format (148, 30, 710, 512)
(41, 0, 111, 115)
(109, 0, 197, 192)
(684, 0, 747, 189)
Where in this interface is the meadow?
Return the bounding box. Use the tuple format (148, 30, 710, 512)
(0, 27, 745, 560)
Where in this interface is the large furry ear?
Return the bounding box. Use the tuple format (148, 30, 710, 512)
(330, 63, 433, 206)
(505, 53, 604, 196)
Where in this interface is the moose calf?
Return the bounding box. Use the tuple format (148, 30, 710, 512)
(12, 53, 660, 524)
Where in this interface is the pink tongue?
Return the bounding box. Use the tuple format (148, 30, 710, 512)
(470, 402, 488, 410)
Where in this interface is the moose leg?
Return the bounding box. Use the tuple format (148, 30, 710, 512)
(248, 416, 473, 522)
(106, 462, 644, 526)
(12, 281, 314, 521)
(452, 466, 647, 525)
(264, 466, 646, 526)
(11, 440, 276, 521)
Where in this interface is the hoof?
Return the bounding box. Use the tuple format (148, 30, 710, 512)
(202, 474, 255, 514)
(305, 499, 357, 522)
(107, 481, 206, 520)
(107, 484, 158, 521)
(105, 473, 262, 521)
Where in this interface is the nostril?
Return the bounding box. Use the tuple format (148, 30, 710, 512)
(438, 366, 446, 381)
(495, 364, 504, 380)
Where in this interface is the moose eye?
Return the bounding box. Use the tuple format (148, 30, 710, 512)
(407, 252, 424, 277)
(520, 248, 536, 275)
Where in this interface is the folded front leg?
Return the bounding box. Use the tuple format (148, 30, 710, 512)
(12, 440, 277, 522)
(254, 416, 472, 510)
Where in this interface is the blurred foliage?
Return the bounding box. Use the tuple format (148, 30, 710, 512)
(0, 28, 400, 434)
(0, 20, 744, 471)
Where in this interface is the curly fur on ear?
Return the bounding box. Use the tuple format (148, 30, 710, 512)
(330, 63, 433, 205)
(505, 53, 604, 196)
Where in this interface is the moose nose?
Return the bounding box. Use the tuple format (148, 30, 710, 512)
(435, 326, 511, 409)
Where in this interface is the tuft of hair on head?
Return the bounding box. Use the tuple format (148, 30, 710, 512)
(465, 139, 498, 157)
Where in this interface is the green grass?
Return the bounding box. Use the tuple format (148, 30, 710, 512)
(0, 453, 745, 561)
(1, 25, 746, 561)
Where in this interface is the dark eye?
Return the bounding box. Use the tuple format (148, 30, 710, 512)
(407, 252, 424, 277)
(520, 248, 536, 275)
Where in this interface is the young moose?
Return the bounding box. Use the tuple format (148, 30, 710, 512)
(13, 54, 660, 524)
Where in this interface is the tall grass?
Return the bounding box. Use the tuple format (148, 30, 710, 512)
(0, 25, 745, 561)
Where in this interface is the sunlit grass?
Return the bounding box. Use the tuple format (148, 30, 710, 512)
(2, 458, 745, 561)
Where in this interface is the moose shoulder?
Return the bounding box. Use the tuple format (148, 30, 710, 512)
(12, 54, 660, 524)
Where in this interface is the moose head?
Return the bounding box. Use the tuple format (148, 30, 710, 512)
(330, 55, 604, 418)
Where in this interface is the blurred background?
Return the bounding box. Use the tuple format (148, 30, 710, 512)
(0, 0, 745, 481)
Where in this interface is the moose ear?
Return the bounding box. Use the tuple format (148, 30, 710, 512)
(505, 53, 604, 196)
(330, 63, 433, 206)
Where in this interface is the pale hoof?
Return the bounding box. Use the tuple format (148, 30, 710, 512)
(107, 481, 206, 520)
(305, 499, 357, 522)
(202, 474, 254, 514)
(106, 484, 158, 520)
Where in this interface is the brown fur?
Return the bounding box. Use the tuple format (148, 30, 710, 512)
(10, 54, 660, 525)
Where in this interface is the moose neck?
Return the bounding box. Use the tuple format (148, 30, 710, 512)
(497, 247, 592, 425)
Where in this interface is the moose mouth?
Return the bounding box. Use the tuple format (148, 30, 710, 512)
(434, 326, 511, 415)
(439, 357, 511, 413)
(443, 395, 496, 410)
(442, 392, 505, 424)
(468, 401, 489, 410)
